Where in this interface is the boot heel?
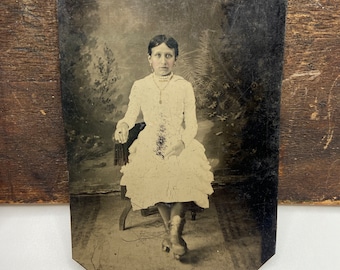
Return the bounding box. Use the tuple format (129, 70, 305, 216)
(162, 238, 171, 253)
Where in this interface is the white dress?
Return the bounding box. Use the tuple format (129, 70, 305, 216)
(117, 73, 214, 210)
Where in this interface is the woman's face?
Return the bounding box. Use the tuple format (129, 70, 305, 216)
(148, 43, 176, 76)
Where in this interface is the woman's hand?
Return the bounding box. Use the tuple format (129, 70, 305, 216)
(164, 140, 185, 159)
(113, 122, 129, 144)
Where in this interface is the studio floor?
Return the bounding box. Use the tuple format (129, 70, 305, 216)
(70, 185, 264, 270)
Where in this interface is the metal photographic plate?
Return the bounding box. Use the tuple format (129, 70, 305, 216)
(58, 0, 286, 269)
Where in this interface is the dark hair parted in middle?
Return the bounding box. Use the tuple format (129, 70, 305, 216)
(148, 35, 179, 58)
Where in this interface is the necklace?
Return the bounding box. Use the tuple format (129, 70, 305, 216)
(157, 73, 172, 82)
(152, 73, 173, 104)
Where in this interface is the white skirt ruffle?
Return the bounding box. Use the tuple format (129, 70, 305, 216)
(120, 138, 214, 211)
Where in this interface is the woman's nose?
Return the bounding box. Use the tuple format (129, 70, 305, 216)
(160, 56, 167, 64)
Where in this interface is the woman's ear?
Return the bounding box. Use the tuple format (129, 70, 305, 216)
(148, 55, 153, 71)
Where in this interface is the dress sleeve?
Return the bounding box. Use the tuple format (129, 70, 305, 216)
(181, 81, 198, 147)
(117, 82, 141, 130)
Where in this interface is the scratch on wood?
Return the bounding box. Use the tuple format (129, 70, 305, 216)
(321, 74, 339, 149)
(283, 70, 321, 82)
(309, 96, 319, 120)
(11, 92, 23, 108)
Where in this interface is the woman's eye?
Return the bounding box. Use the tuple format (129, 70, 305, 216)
(153, 53, 173, 59)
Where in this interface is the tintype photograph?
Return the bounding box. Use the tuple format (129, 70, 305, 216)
(58, 0, 286, 269)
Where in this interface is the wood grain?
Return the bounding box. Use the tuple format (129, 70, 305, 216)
(279, 0, 340, 204)
(1, 0, 339, 204)
(0, 0, 69, 203)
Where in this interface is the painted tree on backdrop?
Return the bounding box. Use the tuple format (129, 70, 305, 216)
(59, 0, 121, 164)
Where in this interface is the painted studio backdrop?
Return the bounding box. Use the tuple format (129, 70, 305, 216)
(58, 0, 286, 269)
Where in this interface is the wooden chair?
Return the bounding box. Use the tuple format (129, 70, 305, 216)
(114, 122, 201, 231)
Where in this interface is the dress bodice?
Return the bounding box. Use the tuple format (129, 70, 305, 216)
(118, 74, 198, 148)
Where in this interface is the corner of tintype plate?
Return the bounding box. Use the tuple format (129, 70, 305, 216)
(58, 0, 286, 269)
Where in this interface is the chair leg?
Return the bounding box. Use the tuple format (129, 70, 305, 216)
(186, 202, 203, 220)
(121, 185, 128, 200)
(191, 210, 196, 220)
(119, 200, 132, 231)
(141, 206, 159, 217)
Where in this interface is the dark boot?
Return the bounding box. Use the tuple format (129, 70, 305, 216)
(169, 215, 187, 259)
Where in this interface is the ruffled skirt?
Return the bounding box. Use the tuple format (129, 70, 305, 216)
(120, 135, 214, 211)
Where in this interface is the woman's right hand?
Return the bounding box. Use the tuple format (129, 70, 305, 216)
(113, 122, 129, 144)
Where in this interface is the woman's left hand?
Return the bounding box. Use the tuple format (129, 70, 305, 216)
(164, 140, 185, 159)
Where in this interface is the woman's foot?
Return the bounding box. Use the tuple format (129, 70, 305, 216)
(169, 215, 188, 259)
